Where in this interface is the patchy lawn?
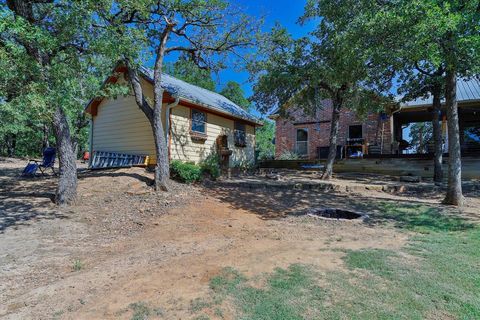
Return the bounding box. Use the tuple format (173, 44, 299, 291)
(192, 204, 480, 320)
(1, 157, 479, 319)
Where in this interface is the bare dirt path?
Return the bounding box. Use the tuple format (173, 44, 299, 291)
(1, 157, 478, 319)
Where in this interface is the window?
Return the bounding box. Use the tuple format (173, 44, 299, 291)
(234, 121, 246, 147)
(349, 125, 363, 139)
(191, 109, 206, 134)
(463, 122, 480, 152)
(296, 128, 308, 156)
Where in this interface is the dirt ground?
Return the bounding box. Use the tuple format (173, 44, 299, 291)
(1, 157, 479, 320)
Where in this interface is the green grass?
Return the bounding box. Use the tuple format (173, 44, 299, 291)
(128, 301, 163, 320)
(343, 248, 397, 278)
(207, 264, 324, 320)
(72, 259, 83, 272)
(328, 227, 480, 319)
(190, 297, 212, 313)
(197, 203, 480, 320)
(370, 202, 475, 233)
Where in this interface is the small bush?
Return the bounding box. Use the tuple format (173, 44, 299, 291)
(200, 153, 221, 180)
(170, 160, 202, 183)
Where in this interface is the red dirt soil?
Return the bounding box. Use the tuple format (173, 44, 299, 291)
(1, 157, 478, 319)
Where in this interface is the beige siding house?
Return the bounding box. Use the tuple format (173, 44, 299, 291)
(85, 66, 261, 168)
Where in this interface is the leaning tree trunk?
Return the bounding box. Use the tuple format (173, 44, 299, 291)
(53, 106, 78, 205)
(431, 86, 443, 184)
(443, 69, 463, 206)
(322, 99, 342, 180)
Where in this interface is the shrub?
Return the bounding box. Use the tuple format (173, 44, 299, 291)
(278, 151, 300, 160)
(170, 160, 202, 183)
(200, 153, 221, 180)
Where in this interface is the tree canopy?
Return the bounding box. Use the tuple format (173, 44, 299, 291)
(255, 120, 275, 160)
(166, 55, 216, 91)
(0, 0, 125, 203)
(251, 13, 391, 178)
(310, 0, 480, 204)
(220, 81, 251, 110)
(92, 0, 259, 191)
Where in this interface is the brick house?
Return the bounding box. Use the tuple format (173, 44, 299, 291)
(270, 99, 393, 160)
(270, 78, 480, 160)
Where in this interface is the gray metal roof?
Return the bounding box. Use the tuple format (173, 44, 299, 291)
(401, 77, 480, 108)
(140, 67, 260, 125)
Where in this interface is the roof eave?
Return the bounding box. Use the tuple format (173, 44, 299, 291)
(178, 96, 262, 126)
(400, 98, 480, 111)
(138, 68, 262, 126)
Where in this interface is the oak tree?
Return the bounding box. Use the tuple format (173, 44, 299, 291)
(97, 0, 258, 191)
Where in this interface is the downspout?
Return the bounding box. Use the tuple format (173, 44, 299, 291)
(166, 96, 180, 160)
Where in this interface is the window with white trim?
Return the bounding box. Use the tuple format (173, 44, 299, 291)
(296, 128, 308, 156)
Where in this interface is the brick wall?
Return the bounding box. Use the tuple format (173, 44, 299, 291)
(274, 100, 392, 159)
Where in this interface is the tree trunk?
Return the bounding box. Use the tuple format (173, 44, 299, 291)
(152, 106, 170, 191)
(125, 60, 169, 191)
(42, 123, 50, 151)
(431, 85, 443, 184)
(322, 98, 342, 180)
(7, 0, 78, 206)
(151, 27, 174, 191)
(6, 134, 17, 157)
(53, 106, 77, 205)
(443, 69, 463, 206)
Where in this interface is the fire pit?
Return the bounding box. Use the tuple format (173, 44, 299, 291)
(298, 208, 368, 221)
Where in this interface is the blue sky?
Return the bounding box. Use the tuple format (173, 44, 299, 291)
(215, 0, 313, 98)
(220, 0, 316, 117)
(161, 0, 314, 117)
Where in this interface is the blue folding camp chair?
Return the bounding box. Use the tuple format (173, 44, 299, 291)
(22, 147, 57, 177)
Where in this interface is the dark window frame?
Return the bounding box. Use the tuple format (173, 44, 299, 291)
(191, 109, 207, 135)
(234, 121, 247, 147)
(348, 125, 363, 140)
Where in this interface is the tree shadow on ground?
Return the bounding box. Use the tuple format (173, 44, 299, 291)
(0, 197, 68, 233)
(0, 167, 67, 233)
(205, 185, 477, 233)
(77, 168, 154, 186)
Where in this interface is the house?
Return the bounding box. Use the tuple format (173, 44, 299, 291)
(270, 78, 480, 160)
(85, 65, 261, 169)
(270, 98, 394, 159)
